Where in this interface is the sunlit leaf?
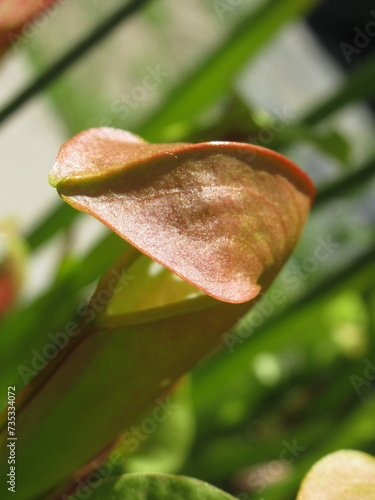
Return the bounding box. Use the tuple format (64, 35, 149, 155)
(296, 450, 375, 499)
(49, 127, 314, 304)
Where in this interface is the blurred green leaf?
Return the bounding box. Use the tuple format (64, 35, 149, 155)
(111, 377, 195, 475)
(297, 128, 351, 165)
(25, 201, 78, 252)
(183, 420, 327, 484)
(67, 473, 236, 500)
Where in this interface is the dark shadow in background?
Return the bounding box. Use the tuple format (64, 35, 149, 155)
(307, 0, 375, 110)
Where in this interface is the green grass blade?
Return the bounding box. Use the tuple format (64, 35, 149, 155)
(25, 202, 77, 251)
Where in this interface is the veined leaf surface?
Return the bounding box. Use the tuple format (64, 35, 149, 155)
(50, 127, 314, 304)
